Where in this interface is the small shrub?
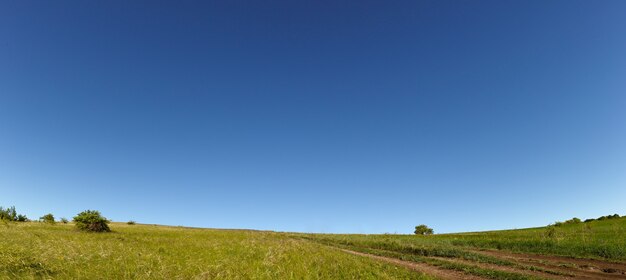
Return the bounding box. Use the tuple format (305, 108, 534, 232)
(60, 218, 69, 224)
(16, 214, 28, 222)
(73, 210, 110, 232)
(545, 227, 557, 238)
(127, 220, 136, 225)
(583, 218, 595, 223)
(597, 214, 620, 221)
(414, 224, 434, 235)
(564, 217, 581, 224)
(40, 213, 55, 224)
(551, 221, 563, 227)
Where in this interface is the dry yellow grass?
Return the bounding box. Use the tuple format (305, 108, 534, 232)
(0, 222, 431, 279)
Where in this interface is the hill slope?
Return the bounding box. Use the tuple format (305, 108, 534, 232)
(301, 217, 626, 279)
(2, 217, 625, 279)
(0, 222, 427, 279)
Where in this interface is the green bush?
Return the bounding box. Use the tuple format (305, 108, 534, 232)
(414, 224, 434, 235)
(60, 218, 69, 224)
(597, 214, 620, 221)
(545, 226, 557, 238)
(73, 210, 110, 232)
(0, 206, 17, 221)
(0, 206, 28, 222)
(127, 220, 136, 225)
(40, 213, 56, 224)
(564, 217, 581, 224)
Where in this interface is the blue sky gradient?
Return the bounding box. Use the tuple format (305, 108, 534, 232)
(1, 0, 625, 233)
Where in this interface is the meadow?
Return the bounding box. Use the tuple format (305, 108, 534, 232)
(1, 216, 625, 279)
(0, 222, 426, 280)
(303, 216, 626, 260)
(300, 216, 626, 279)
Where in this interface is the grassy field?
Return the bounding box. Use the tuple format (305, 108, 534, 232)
(0, 222, 428, 280)
(1, 217, 625, 279)
(300, 216, 626, 279)
(303, 216, 626, 261)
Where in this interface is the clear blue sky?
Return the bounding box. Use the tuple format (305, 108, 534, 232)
(1, 1, 625, 234)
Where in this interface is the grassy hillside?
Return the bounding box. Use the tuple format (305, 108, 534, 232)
(438, 216, 626, 260)
(302, 216, 626, 261)
(297, 217, 626, 280)
(2, 217, 624, 279)
(0, 222, 429, 280)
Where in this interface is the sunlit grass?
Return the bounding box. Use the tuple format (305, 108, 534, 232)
(300, 217, 626, 261)
(3, 217, 623, 279)
(0, 222, 431, 279)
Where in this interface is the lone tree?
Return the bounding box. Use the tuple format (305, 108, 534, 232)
(414, 224, 434, 235)
(40, 213, 56, 224)
(73, 210, 110, 232)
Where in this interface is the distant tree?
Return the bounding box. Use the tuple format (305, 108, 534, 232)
(414, 224, 434, 235)
(60, 218, 69, 224)
(0, 206, 18, 221)
(127, 220, 136, 225)
(73, 210, 110, 232)
(598, 214, 621, 220)
(40, 213, 56, 224)
(0, 206, 28, 222)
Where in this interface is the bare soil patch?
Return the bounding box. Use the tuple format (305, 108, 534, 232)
(429, 256, 571, 280)
(340, 249, 485, 280)
(472, 249, 626, 280)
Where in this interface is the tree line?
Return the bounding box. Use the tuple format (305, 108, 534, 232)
(1, 206, 113, 232)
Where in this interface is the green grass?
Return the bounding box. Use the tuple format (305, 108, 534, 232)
(302, 235, 572, 279)
(2, 216, 624, 279)
(439, 218, 626, 260)
(312, 241, 548, 280)
(300, 216, 626, 261)
(0, 222, 431, 280)
(292, 218, 625, 279)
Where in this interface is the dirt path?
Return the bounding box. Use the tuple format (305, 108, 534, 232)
(471, 249, 626, 280)
(428, 256, 570, 280)
(336, 243, 626, 280)
(340, 249, 485, 280)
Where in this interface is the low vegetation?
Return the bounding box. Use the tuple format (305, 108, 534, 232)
(1, 208, 623, 279)
(40, 213, 56, 224)
(582, 214, 620, 223)
(0, 222, 427, 279)
(304, 214, 626, 261)
(299, 214, 625, 279)
(73, 210, 111, 232)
